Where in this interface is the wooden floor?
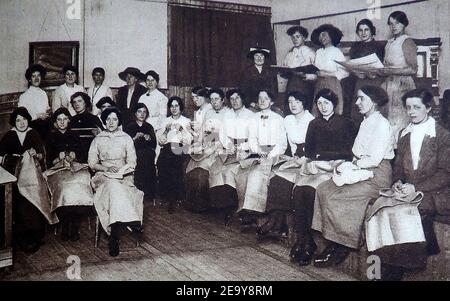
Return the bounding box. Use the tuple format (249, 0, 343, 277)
(1, 201, 356, 281)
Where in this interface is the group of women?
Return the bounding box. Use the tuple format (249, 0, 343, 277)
(1, 9, 449, 280)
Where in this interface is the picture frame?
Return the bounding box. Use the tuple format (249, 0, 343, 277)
(29, 41, 80, 87)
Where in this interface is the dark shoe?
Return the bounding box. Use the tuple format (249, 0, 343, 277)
(108, 239, 120, 257)
(313, 243, 350, 268)
(297, 244, 317, 266)
(129, 224, 144, 234)
(289, 242, 303, 261)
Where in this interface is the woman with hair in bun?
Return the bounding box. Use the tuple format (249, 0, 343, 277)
(53, 65, 86, 116)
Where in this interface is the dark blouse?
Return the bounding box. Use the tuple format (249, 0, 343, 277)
(45, 129, 81, 166)
(0, 129, 44, 173)
(304, 114, 357, 161)
(349, 40, 385, 61)
(124, 121, 157, 152)
(71, 112, 103, 163)
(239, 65, 278, 103)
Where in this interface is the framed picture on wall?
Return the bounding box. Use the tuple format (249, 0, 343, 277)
(29, 41, 79, 87)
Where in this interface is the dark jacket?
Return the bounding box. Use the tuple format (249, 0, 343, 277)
(239, 65, 278, 104)
(394, 123, 450, 224)
(116, 84, 148, 125)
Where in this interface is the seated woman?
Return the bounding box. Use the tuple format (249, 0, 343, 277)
(262, 91, 315, 238)
(88, 107, 144, 257)
(0, 107, 57, 253)
(208, 88, 255, 225)
(124, 103, 157, 201)
(235, 90, 287, 229)
(309, 24, 349, 115)
(375, 89, 450, 281)
(45, 108, 94, 241)
(185, 88, 229, 212)
(277, 89, 357, 264)
(311, 85, 394, 268)
(157, 97, 193, 213)
(70, 92, 103, 163)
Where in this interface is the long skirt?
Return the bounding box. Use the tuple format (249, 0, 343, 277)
(236, 159, 273, 213)
(312, 160, 392, 249)
(209, 185, 238, 209)
(91, 173, 144, 234)
(265, 176, 295, 212)
(135, 148, 156, 199)
(185, 168, 210, 211)
(157, 145, 188, 202)
(382, 75, 416, 145)
(313, 77, 344, 116)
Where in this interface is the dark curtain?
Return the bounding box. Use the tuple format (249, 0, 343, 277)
(169, 5, 275, 87)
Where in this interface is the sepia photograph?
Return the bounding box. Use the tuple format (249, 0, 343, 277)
(0, 0, 449, 287)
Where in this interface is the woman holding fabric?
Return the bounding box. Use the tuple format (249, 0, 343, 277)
(374, 89, 450, 280)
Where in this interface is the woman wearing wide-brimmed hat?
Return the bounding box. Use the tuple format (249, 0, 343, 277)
(116, 67, 148, 125)
(310, 24, 349, 116)
(239, 47, 278, 108)
(18, 64, 52, 139)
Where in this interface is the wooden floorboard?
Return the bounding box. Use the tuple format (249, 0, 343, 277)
(1, 203, 357, 281)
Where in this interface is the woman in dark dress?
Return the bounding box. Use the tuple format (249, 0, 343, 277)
(157, 97, 192, 213)
(288, 89, 357, 265)
(70, 92, 103, 163)
(45, 107, 94, 242)
(125, 103, 157, 200)
(0, 107, 47, 253)
(341, 19, 385, 122)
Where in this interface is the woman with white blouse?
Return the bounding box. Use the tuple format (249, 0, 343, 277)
(309, 24, 349, 116)
(53, 65, 86, 116)
(312, 85, 395, 268)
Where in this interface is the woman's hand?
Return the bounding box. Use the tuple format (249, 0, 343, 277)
(107, 166, 119, 173)
(144, 134, 151, 141)
(92, 128, 101, 136)
(59, 151, 66, 160)
(134, 132, 145, 140)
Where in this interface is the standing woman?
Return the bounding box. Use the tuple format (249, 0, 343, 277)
(239, 47, 278, 107)
(0, 108, 52, 253)
(378, 11, 417, 145)
(52, 65, 86, 116)
(157, 97, 193, 213)
(310, 24, 349, 115)
(88, 107, 144, 257)
(124, 103, 157, 201)
(18, 64, 51, 139)
(282, 26, 316, 102)
(342, 19, 385, 121)
(312, 86, 395, 268)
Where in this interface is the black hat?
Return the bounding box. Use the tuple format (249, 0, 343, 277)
(247, 47, 271, 59)
(311, 24, 343, 47)
(96, 96, 115, 109)
(25, 64, 47, 81)
(118, 67, 145, 81)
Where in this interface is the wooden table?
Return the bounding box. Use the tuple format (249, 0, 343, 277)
(0, 166, 16, 269)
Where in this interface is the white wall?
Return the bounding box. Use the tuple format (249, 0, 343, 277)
(272, 0, 450, 96)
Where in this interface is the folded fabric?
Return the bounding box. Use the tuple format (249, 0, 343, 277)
(366, 189, 425, 251)
(332, 161, 373, 186)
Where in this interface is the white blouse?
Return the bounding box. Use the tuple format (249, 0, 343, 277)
(138, 89, 168, 131)
(284, 110, 315, 155)
(283, 46, 316, 68)
(87, 84, 113, 116)
(18, 86, 50, 120)
(314, 46, 349, 81)
(53, 83, 86, 116)
(352, 111, 395, 169)
(248, 110, 287, 158)
(220, 107, 255, 149)
(158, 115, 193, 145)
